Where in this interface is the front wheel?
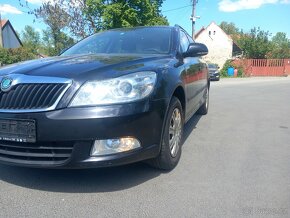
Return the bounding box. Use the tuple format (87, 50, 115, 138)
(148, 97, 184, 170)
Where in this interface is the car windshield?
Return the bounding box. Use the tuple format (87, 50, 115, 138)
(62, 27, 172, 56)
(208, 64, 217, 69)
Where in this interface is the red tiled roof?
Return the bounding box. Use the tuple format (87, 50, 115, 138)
(195, 26, 205, 39)
(1, 19, 8, 28)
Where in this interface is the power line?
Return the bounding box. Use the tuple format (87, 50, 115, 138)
(162, 4, 192, 13)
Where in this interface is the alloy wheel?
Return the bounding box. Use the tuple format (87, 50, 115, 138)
(169, 108, 182, 157)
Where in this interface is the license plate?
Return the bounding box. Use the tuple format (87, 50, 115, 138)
(0, 119, 36, 143)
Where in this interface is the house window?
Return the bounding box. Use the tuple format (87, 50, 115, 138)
(214, 31, 216, 35)
(209, 31, 211, 35)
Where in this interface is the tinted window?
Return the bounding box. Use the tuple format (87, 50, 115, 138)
(62, 28, 172, 55)
(208, 64, 217, 69)
(179, 31, 190, 53)
(186, 33, 194, 44)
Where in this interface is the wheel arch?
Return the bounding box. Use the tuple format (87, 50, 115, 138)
(171, 85, 186, 118)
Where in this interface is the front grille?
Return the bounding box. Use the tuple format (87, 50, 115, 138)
(0, 83, 68, 110)
(0, 141, 74, 165)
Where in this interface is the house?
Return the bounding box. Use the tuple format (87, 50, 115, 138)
(195, 22, 242, 68)
(0, 19, 22, 49)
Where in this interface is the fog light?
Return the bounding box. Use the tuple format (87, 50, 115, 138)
(91, 137, 141, 156)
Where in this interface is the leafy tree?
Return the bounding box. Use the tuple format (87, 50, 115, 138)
(79, 0, 168, 37)
(269, 32, 290, 59)
(42, 28, 75, 56)
(100, 0, 168, 30)
(19, 0, 72, 55)
(21, 25, 41, 54)
(20, 0, 168, 39)
(219, 21, 240, 35)
(237, 28, 273, 59)
(34, 2, 72, 55)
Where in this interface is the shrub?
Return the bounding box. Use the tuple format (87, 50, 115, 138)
(220, 60, 233, 77)
(220, 59, 245, 77)
(0, 47, 35, 65)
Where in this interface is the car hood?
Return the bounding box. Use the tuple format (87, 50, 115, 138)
(0, 54, 171, 82)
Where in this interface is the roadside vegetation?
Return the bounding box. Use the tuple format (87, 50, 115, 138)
(219, 22, 290, 77)
(220, 21, 290, 60)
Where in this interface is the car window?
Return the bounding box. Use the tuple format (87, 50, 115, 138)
(179, 30, 190, 53)
(186, 33, 194, 44)
(71, 34, 111, 54)
(208, 64, 217, 69)
(62, 27, 172, 55)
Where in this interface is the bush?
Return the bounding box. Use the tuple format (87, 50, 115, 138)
(220, 60, 233, 77)
(220, 59, 245, 77)
(0, 47, 35, 65)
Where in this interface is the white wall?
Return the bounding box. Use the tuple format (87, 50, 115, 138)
(2, 24, 21, 49)
(195, 22, 233, 68)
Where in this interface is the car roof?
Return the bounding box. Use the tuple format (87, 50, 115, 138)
(107, 26, 176, 31)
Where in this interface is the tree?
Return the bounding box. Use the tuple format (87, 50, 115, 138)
(99, 0, 168, 30)
(21, 25, 41, 54)
(219, 21, 240, 35)
(20, 0, 168, 39)
(42, 28, 75, 56)
(77, 0, 168, 38)
(237, 28, 273, 59)
(270, 32, 290, 59)
(19, 0, 72, 55)
(34, 2, 72, 55)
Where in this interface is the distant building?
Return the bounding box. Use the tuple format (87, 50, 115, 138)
(1, 19, 22, 49)
(195, 21, 242, 68)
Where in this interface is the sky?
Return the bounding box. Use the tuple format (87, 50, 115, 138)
(0, 0, 290, 39)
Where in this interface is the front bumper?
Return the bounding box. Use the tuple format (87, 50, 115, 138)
(210, 73, 220, 80)
(0, 99, 168, 168)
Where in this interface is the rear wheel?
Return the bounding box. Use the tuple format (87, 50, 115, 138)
(197, 86, 209, 115)
(148, 97, 184, 170)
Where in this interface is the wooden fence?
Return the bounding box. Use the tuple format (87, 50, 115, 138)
(233, 59, 290, 77)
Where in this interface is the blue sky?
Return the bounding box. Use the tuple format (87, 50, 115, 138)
(0, 0, 290, 39)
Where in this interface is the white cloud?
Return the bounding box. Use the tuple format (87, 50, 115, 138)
(0, 4, 23, 15)
(219, 0, 288, 12)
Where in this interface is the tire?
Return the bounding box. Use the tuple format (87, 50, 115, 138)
(197, 86, 209, 115)
(148, 97, 184, 170)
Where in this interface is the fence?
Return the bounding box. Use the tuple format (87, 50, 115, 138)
(233, 59, 290, 77)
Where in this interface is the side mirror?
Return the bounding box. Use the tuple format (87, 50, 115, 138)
(183, 43, 208, 58)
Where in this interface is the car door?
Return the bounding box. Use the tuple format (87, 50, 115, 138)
(186, 34, 208, 105)
(179, 30, 200, 117)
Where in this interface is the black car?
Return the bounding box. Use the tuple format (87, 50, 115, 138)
(0, 25, 209, 170)
(208, 63, 220, 81)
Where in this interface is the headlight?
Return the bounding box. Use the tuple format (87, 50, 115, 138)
(70, 71, 157, 106)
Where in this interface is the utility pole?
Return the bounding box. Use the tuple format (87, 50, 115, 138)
(190, 0, 199, 40)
